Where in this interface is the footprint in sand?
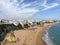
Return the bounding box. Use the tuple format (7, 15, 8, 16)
(23, 43, 26, 45)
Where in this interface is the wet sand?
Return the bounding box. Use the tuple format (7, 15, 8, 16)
(36, 23, 54, 45)
(4, 23, 54, 45)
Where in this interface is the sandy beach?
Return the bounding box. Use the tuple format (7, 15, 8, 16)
(4, 23, 55, 45)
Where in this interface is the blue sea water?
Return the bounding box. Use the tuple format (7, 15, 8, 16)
(42, 23, 60, 45)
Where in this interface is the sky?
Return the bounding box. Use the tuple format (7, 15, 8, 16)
(0, 0, 60, 20)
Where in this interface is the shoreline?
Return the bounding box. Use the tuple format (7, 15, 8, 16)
(43, 23, 57, 45)
(42, 30, 55, 45)
(4, 23, 56, 45)
(36, 23, 56, 45)
(42, 23, 59, 45)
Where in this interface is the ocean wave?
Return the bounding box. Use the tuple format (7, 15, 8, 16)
(42, 31, 56, 45)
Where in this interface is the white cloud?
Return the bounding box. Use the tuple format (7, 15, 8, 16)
(20, 1, 38, 9)
(42, 3, 59, 11)
(20, 0, 24, 4)
(0, 0, 39, 19)
(42, 0, 47, 6)
(0, 0, 59, 19)
(41, 0, 59, 11)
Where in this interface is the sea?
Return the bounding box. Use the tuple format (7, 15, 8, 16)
(42, 23, 60, 45)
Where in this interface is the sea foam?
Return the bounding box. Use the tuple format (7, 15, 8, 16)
(42, 31, 56, 45)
